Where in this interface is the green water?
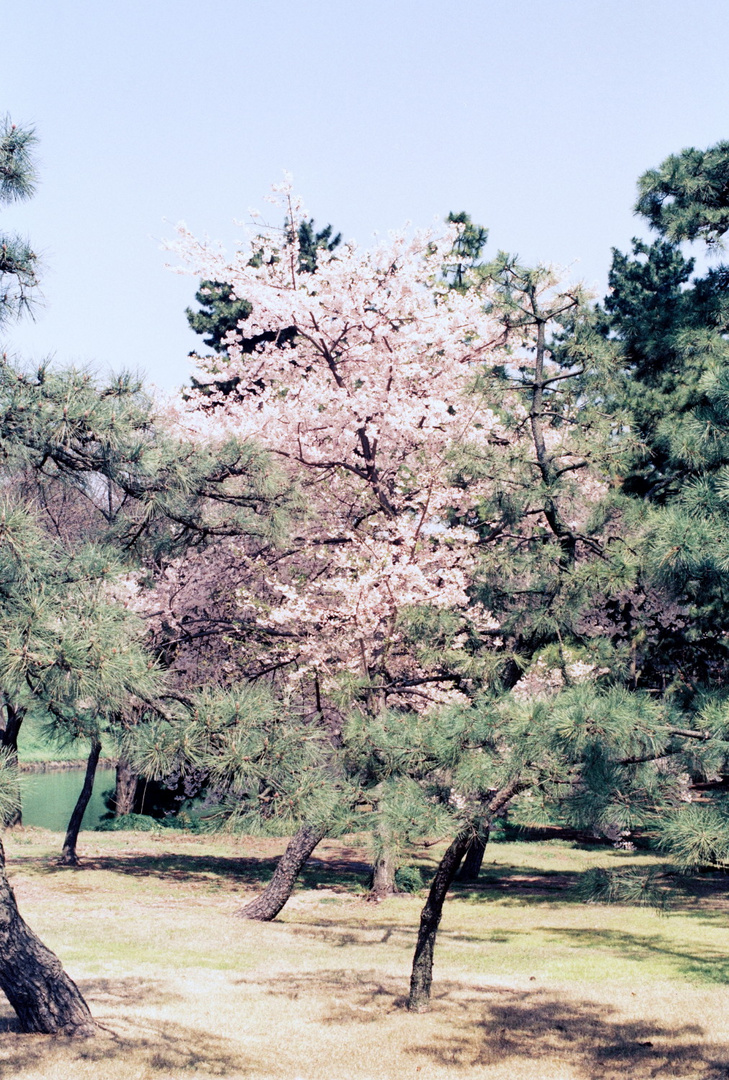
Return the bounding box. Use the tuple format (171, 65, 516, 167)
(20, 767, 116, 832)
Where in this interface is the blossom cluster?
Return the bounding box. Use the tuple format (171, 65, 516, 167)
(168, 179, 595, 710)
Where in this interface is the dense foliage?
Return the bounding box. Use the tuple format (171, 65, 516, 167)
(4, 124, 729, 1027)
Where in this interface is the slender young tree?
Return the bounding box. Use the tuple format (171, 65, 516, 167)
(405, 680, 723, 1011)
(59, 740, 102, 866)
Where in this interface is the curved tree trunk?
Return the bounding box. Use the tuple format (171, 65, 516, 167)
(238, 822, 326, 921)
(59, 739, 102, 867)
(0, 838, 96, 1035)
(0, 700, 25, 827)
(456, 825, 490, 883)
(114, 755, 139, 816)
(408, 779, 527, 1012)
(408, 830, 470, 1012)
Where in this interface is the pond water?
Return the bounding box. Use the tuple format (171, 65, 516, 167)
(20, 767, 116, 832)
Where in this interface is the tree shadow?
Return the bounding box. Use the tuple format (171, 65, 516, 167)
(81, 976, 184, 1009)
(19, 850, 371, 894)
(453, 865, 583, 904)
(0, 1022, 253, 1078)
(234, 967, 407, 1021)
(0, 977, 255, 1078)
(282, 916, 518, 950)
(415, 985, 725, 1079)
(239, 968, 729, 1078)
(671, 872, 729, 914)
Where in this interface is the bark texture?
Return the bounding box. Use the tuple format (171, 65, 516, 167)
(59, 739, 102, 867)
(370, 847, 398, 899)
(408, 830, 471, 1012)
(114, 756, 139, 816)
(0, 839, 96, 1034)
(238, 822, 326, 920)
(0, 701, 24, 827)
(456, 826, 490, 882)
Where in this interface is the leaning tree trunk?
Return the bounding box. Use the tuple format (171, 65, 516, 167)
(408, 830, 471, 1012)
(408, 778, 526, 1012)
(238, 822, 326, 921)
(59, 739, 102, 867)
(114, 755, 138, 816)
(456, 824, 490, 883)
(0, 701, 25, 827)
(0, 838, 96, 1034)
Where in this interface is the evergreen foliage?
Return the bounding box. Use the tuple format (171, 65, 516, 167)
(0, 497, 164, 756)
(636, 140, 729, 246)
(0, 117, 39, 326)
(0, 360, 295, 557)
(595, 138, 729, 874)
(186, 217, 341, 360)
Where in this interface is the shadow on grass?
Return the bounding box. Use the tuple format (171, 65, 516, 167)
(453, 865, 583, 905)
(240, 968, 728, 1078)
(282, 917, 523, 951)
(416, 985, 724, 1079)
(280, 915, 729, 986)
(18, 850, 370, 893)
(447, 862, 729, 916)
(0, 977, 254, 1078)
(11, 838, 729, 923)
(83, 976, 185, 1009)
(12, 848, 614, 904)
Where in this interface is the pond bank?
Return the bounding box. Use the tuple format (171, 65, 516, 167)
(18, 758, 116, 773)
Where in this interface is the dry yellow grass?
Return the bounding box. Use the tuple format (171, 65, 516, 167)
(1, 828, 728, 1080)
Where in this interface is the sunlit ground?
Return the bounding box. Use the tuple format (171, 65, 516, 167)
(1, 828, 728, 1079)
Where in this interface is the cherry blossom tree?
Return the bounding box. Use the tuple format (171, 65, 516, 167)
(168, 180, 517, 895)
(171, 179, 509, 712)
(168, 179, 718, 1013)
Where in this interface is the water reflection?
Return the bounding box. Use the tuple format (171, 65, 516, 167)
(20, 767, 116, 832)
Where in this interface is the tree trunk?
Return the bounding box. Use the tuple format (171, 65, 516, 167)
(370, 847, 398, 899)
(408, 778, 527, 1012)
(0, 838, 96, 1035)
(408, 830, 471, 1012)
(59, 739, 102, 867)
(114, 755, 138, 816)
(0, 701, 24, 827)
(238, 822, 326, 920)
(456, 825, 490, 882)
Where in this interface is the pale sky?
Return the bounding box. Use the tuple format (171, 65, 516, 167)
(2, 0, 728, 390)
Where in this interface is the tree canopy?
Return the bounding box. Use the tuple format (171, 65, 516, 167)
(6, 132, 729, 1030)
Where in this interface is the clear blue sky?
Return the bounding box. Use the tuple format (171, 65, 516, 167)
(2, 0, 728, 390)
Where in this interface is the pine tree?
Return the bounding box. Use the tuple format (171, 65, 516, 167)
(185, 216, 341, 403)
(0, 116, 39, 327)
(636, 140, 729, 247)
(0, 123, 300, 1036)
(595, 140, 729, 876)
(0, 118, 100, 1036)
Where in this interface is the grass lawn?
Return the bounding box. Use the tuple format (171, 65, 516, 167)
(1, 829, 728, 1079)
